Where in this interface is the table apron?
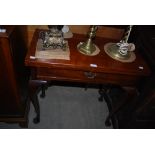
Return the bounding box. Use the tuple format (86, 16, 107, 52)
(34, 67, 141, 86)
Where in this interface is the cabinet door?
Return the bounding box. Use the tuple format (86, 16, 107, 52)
(0, 37, 22, 115)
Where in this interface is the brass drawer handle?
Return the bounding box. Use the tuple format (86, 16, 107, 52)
(84, 72, 96, 79)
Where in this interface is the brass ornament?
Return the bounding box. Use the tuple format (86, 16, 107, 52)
(77, 26, 99, 56)
(39, 25, 67, 51)
(104, 25, 136, 62)
(104, 43, 136, 63)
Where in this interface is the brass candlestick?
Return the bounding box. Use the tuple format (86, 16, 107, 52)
(77, 25, 98, 55)
(104, 25, 136, 62)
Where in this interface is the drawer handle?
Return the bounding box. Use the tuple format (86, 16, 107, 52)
(84, 72, 96, 79)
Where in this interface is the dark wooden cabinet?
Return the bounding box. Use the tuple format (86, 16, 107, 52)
(131, 26, 155, 128)
(0, 26, 29, 127)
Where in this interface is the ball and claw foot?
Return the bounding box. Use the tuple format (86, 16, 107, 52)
(105, 119, 111, 126)
(33, 116, 40, 124)
(19, 122, 28, 128)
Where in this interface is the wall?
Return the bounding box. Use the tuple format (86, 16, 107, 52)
(26, 25, 125, 47)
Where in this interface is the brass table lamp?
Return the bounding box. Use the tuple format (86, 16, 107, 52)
(77, 26, 99, 56)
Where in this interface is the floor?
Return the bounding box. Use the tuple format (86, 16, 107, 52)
(0, 85, 112, 129)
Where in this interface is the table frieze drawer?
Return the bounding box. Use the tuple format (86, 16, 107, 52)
(36, 68, 139, 85)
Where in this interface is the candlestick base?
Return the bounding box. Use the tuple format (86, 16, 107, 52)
(104, 43, 136, 63)
(77, 25, 99, 56)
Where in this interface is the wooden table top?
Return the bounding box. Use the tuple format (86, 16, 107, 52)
(25, 29, 151, 77)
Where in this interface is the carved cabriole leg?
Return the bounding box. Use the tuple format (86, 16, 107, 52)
(29, 80, 47, 124)
(105, 87, 137, 127)
(105, 92, 128, 127)
(98, 85, 113, 126)
(19, 98, 30, 128)
(98, 85, 112, 102)
(40, 84, 48, 98)
(98, 89, 105, 102)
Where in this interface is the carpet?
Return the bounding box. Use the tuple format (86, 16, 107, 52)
(0, 85, 112, 129)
